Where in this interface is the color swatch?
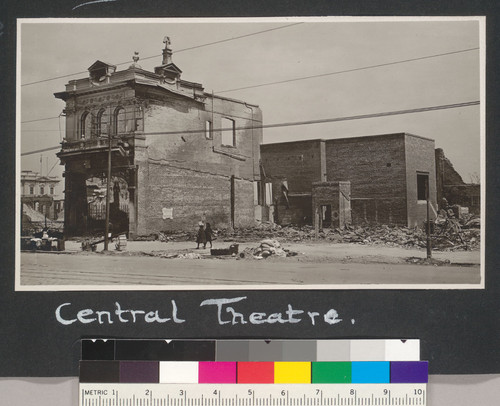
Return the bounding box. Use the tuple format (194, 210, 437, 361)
(81, 339, 425, 385)
(82, 339, 420, 362)
(80, 361, 427, 383)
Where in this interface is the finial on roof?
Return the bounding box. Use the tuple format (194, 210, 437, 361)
(129, 51, 142, 69)
(163, 36, 172, 50)
(162, 36, 173, 65)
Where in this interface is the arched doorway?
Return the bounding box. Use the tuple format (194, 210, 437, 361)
(85, 176, 130, 236)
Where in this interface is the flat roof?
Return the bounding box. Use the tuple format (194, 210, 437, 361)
(262, 132, 435, 147)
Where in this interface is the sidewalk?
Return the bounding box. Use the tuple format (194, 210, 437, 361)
(63, 239, 480, 265)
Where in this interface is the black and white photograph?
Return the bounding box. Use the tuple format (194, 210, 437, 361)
(17, 17, 485, 290)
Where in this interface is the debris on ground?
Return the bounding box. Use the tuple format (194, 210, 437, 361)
(239, 239, 298, 260)
(177, 252, 202, 259)
(126, 214, 480, 253)
(220, 215, 480, 252)
(405, 257, 451, 266)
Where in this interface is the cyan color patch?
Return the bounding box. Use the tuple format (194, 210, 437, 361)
(351, 362, 390, 383)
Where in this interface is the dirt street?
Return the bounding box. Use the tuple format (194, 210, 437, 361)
(19, 241, 481, 288)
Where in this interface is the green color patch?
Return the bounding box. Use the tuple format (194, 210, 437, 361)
(311, 362, 352, 383)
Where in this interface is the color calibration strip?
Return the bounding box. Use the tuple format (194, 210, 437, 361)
(82, 339, 420, 362)
(80, 360, 428, 384)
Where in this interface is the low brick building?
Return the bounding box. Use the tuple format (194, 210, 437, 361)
(261, 133, 437, 228)
(55, 38, 263, 237)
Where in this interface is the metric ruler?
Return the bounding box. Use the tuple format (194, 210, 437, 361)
(79, 383, 427, 406)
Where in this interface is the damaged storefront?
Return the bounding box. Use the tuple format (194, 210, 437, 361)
(56, 38, 263, 238)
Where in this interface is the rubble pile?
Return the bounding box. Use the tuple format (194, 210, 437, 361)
(177, 252, 202, 259)
(221, 216, 481, 251)
(135, 231, 195, 242)
(432, 214, 480, 251)
(136, 215, 480, 252)
(240, 239, 297, 259)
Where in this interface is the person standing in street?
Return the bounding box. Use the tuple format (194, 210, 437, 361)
(205, 222, 213, 248)
(196, 221, 206, 249)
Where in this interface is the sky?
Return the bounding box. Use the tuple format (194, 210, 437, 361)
(19, 18, 483, 197)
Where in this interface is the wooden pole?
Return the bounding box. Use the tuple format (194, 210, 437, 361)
(104, 132, 112, 251)
(426, 177, 432, 259)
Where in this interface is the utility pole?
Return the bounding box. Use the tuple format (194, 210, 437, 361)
(104, 131, 112, 251)
(426, 177, 432, 259)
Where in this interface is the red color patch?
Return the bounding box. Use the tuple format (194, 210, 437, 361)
(237, 362, 274, 383)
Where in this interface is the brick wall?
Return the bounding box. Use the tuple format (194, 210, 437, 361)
(260, 140, 324, 193)
(135, 94, 262, 234)
(312, 181, 352, 229)
(276, 196, 312, 226)
(325, 134, 408, 225)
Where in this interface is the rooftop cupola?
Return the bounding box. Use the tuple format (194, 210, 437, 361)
(154, 36, 182, 81)
(88, 60, 116, 83)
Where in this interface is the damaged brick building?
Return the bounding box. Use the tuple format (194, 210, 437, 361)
(435, 148, 480, 215)
(260, 133, 438, 229)
(55, 38, 263, 238)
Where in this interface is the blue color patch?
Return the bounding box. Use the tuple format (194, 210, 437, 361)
(351, 362, 390, 383)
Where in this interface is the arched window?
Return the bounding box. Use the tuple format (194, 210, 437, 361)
(113, 107, 126, 136)
(80, 111, 89, 139)
(96, 109, 107, 137)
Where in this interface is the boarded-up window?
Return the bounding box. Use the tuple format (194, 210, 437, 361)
(205, 120, 213, 139)
(265, 182, 273, 206)
(221, 117, 235, 146)
(417, 173, 429, 201)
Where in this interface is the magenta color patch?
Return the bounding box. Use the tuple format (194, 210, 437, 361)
(198, 362, 237, 383)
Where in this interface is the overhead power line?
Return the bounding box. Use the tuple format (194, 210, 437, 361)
(20, 23, 303, 87)
(21, 146, 62, 156)
(20, 100, 479, 156)
(46, 158, 61, 176)
(216, 47, 480, 93)
(21, 116, 61, 124)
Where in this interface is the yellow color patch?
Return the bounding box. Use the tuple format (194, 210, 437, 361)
(274, 362, 311, 383)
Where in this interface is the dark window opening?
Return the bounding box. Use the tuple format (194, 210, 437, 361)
(96, 109, 106, 137)
(321, 204, 332, 228)
(114, 107, 126, 136)
(80, 112, 89, 139)
(417, 173, 429, 201)
(254, 181, 262, 205)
